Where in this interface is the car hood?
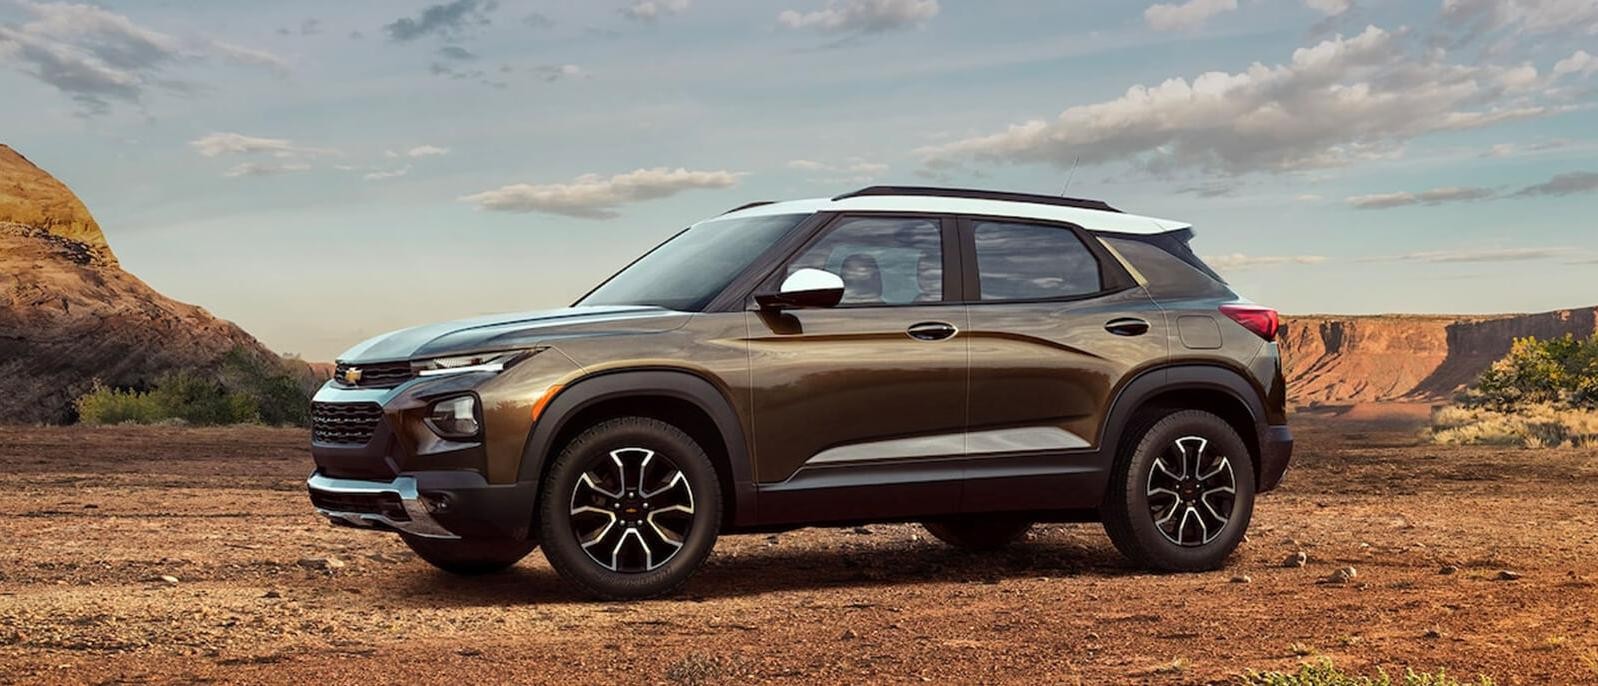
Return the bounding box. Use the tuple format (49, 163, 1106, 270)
(336, 306, 689, 363)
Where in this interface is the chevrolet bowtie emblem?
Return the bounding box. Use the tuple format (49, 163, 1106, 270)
(343, 367, 362, 385)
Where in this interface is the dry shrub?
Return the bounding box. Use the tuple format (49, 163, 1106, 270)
(1430, 404, 1598, 448)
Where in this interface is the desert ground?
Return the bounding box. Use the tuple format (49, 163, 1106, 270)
(2, 412, 1596, 685)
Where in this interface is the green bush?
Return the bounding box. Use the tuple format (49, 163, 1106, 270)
(75, 347, 310, 426)
(1241, 659, 1494, 686)
(1462, 334, 1598, 411)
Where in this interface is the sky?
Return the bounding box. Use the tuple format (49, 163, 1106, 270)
(2, 0, 1596, 360)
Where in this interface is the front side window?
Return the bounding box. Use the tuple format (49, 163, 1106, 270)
(971, 220, 1102, 301)
(579, 214, 808, 311)
(783, 216, 943, 306)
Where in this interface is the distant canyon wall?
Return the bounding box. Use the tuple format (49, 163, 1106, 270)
(1279, 307, 1598, 407)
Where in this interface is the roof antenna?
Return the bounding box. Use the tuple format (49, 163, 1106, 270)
(1060, 155, 1081, 196)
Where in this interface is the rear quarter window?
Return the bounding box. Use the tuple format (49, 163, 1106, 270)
(1101, 236, 1232, 299)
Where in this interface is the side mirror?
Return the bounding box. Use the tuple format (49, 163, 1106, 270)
(755, 268, 845, 310)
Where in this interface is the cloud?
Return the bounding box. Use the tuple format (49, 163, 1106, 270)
(1554, 50, 1597, 77)
(404, 144, 450, 158)
(364, 165, 412, 181)
(223, 161, 312, 178)
(1205, 254, 1327, 270)
(523, 12, 555, 29)
(917, 26, 1556, 177)
(1144, 0, 1237, 32)
(436, 45, 477, 61)
(1305, 0, 1353, 16)
(787, 157, 889, 181)
(1441, 0, 1598, 39)
(461, 167, 742, 218)
(1375, 247, 1571, 264)
(1480, 139, 1568, 158)
(0, 1, 285, 114)
(1346, 186, 1496, 209)
(384, 0, 497, 41)
(1512, 171, 1598, 197)
(622, 0, 690, 23)
(534, 63, 587, 81)
(189, 132, 334, 158)
(778, 0, 939, 34)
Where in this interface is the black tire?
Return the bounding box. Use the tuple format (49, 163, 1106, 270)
(538, 417, 722, 600)
(1102, 409, 1256, 572)
(401, 534, 537, 575)
(922, 515, 1032, 551)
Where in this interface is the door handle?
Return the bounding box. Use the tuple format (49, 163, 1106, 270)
(906, 321, 958, 341)
(1105, 317, 1151, 337)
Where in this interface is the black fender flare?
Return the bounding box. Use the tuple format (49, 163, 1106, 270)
(1097, 363, 1267, 470)
(515, 368, 757, 527)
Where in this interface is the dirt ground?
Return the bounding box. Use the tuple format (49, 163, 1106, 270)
(2, 413, 1596, 685)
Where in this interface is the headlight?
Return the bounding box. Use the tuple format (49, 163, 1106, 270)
(425, 395, 481, 439)
(413, 349, 537, 377)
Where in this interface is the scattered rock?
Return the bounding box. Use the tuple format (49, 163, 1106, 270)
(1424, 628, 1442, 639)
(262, 590, 282, 599)
(1439, 565, 1459, 575)
(840, 629, 859, 640)
(1319, 567, 1357, 585)
(1496, 570, 1521, 581)
(765, 535, 780, 546)
(296, 557, 345, 572)
(1283, 551, 1308, 568)
(145, 574, 179, 585)
(457, 648, 483, 657)
(850, 526, 872, 535)
(1230, 575, 1252, 584)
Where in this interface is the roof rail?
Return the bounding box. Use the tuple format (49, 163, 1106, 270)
(721, 200, 776, 215)
(832, 185, 1121, 213)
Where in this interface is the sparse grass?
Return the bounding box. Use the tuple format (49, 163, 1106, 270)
(1580, 649, 1598, 677)
(664, 652, 747, 686)
(1290, 642, 1317, 657)
(75, 348, 309, 427)
(1430, 404, 1598, 448)
(1241, 659, 1495, 686)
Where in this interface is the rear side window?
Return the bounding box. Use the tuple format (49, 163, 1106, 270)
(970, 220, 1102, 301)
(1101, 235, 1232, 299)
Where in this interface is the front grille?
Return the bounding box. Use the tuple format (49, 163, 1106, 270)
(311, 402, 384, 445)
(333, 361, 414, 389)
(309, 490, 410, 521)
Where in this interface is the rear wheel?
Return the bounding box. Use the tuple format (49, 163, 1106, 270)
(401, 534, 537, 575)
(1103, 410, 1255, 571)
(922, 515, 1033, 551)
(538, 417, 722, 600)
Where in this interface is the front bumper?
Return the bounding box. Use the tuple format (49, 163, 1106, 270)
(307, 472, 458, 539)
(1258, 425, 1294, 492)
(306, 470, 538, 540)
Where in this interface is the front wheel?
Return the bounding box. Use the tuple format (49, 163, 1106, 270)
(1102, 410, 1256, 572)
(401, 534, 537, 575)
(538, 417, 722, 600)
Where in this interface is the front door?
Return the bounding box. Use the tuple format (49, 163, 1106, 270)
(746, 213, 968, 524)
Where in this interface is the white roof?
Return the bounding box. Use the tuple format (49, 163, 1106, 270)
(713, 194, 1190, 235)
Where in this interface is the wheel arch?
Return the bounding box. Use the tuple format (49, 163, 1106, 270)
(1100, 363, 1267, 485)
(517, 368, 756, 528)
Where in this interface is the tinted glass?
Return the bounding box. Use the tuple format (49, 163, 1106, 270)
(579, 214, 807, 311)
(1101, 236, 1232, 299)
(784, 216, 942, 306)
(971, 221, 1101, 301)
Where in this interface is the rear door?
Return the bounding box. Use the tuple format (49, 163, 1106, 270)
(746, 213, 969, 523)
(955, 216, 1168, 512)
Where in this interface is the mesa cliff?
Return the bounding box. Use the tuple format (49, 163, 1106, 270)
(1279, 307, 1598, 407)
(0, 144, 311, 424)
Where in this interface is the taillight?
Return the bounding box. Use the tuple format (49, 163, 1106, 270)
(1220, 304, 1279, 341)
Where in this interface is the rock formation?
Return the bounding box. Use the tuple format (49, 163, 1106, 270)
(0, 144, 315, 423)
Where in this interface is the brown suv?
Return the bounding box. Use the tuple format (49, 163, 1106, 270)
(307, 186, 1293, 599)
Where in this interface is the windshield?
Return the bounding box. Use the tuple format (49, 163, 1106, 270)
(578, 213, 809, 311)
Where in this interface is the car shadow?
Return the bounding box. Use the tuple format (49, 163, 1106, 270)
(382, 535, 1137, 607)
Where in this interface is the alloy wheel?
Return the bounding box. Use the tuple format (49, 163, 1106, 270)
(568, 447, 696, 572)
(1145, 435, 1236, 547)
